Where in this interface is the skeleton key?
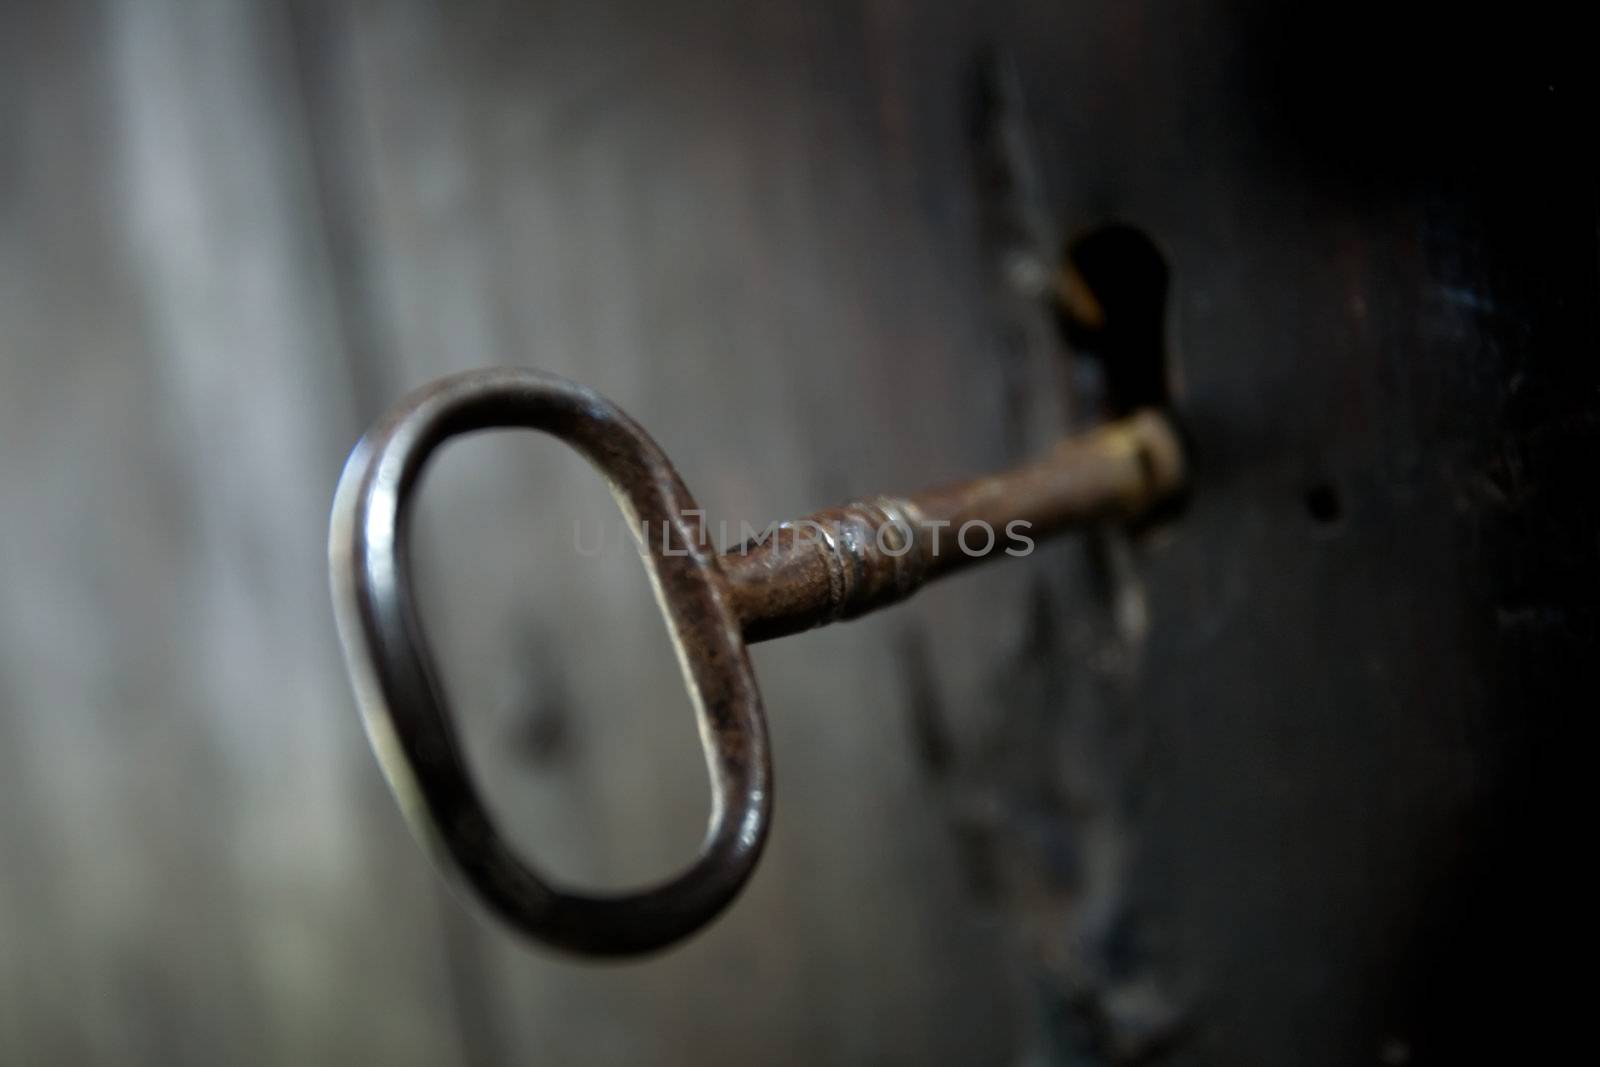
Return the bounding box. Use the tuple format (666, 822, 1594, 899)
(329, 368, 1182, 956)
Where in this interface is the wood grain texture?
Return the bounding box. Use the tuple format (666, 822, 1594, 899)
(3, 1, 1592, 1064)
(4, 1, 1022, 1063)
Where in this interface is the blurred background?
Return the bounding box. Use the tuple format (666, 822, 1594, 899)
(1, 1, 1592, 1065)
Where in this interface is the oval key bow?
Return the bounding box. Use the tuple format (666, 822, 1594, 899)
(329, 368, 771, 956)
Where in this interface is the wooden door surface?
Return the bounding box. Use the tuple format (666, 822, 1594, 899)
(2, 2, 1590, 1064)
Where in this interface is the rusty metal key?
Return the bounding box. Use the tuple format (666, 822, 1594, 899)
(329, 367, 1183, 956)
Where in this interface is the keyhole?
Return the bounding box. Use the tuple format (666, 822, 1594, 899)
(1055, 224, 1186, 533)
(1055, 224, 1173, 416)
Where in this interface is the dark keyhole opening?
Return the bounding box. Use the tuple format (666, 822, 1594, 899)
(1055, 224, 1172, 417)
(1054, 224, 1187, 532)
